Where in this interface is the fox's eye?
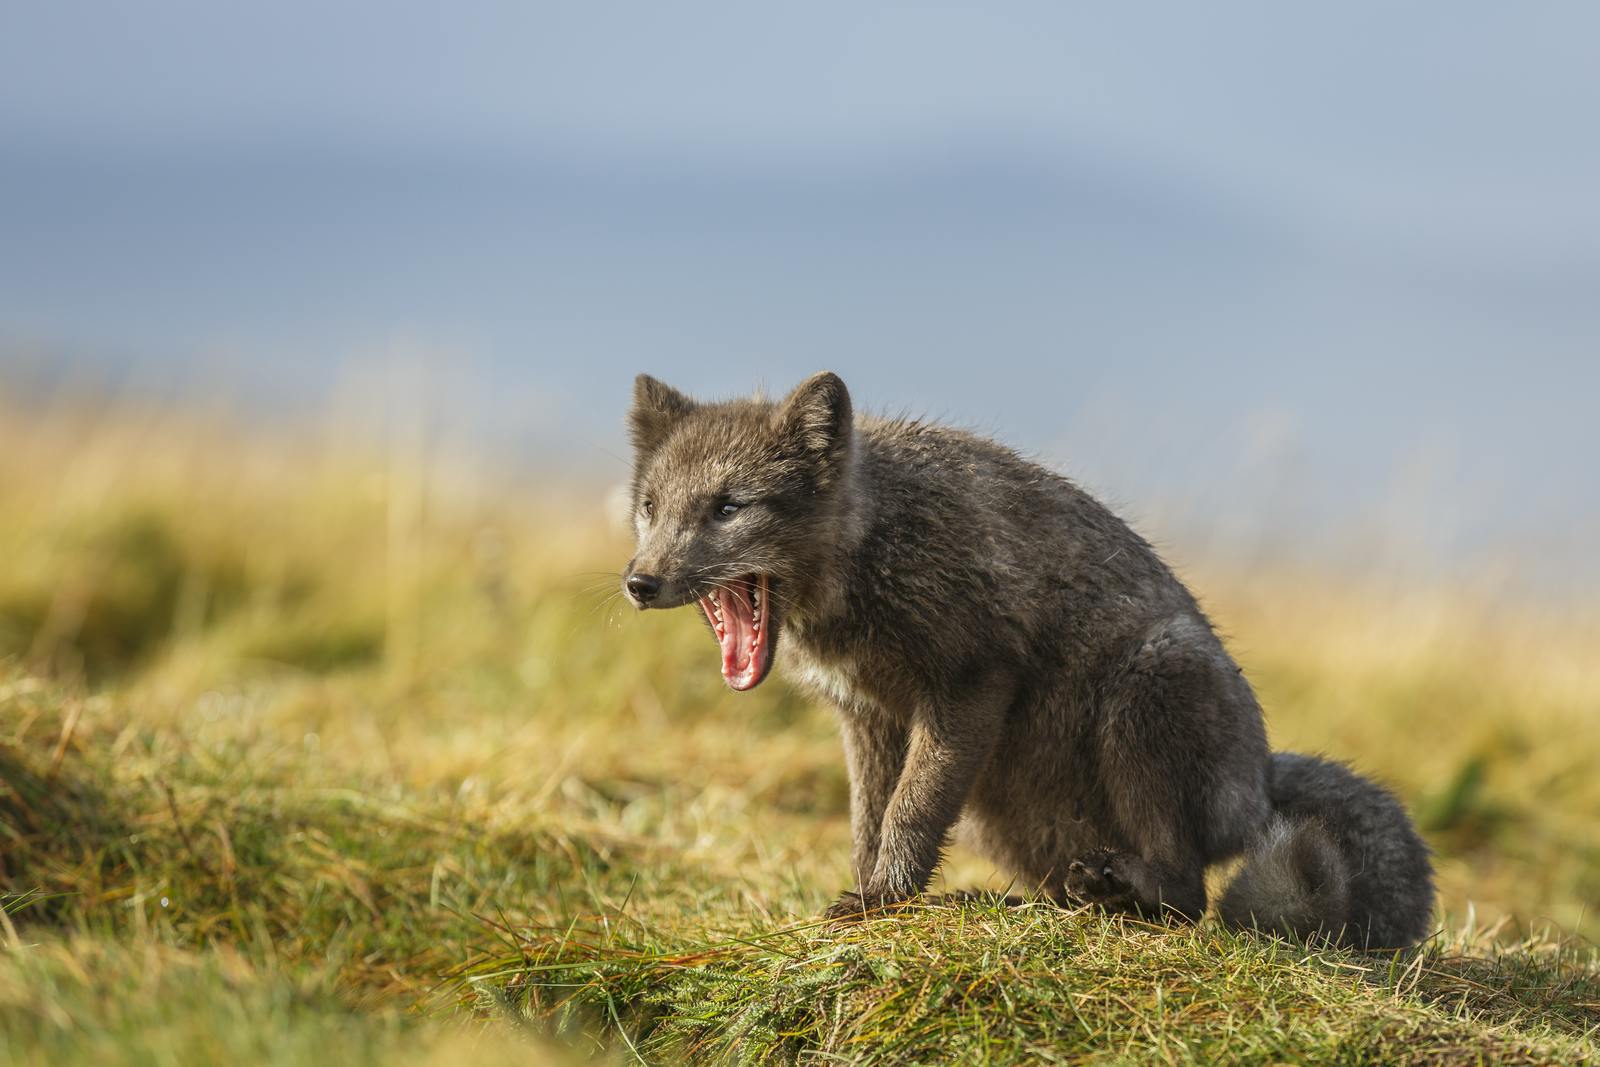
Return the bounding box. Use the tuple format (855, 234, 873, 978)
(640, 500, 655, 519)
(714, 501, 741, 520)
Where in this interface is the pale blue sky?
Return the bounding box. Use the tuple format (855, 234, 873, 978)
(3, 3, 1598, 591)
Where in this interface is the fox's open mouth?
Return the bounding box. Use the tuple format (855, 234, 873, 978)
(698, 574, 778, 691)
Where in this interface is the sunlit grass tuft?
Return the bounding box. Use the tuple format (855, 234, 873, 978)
(468, 900, 1599, 1064)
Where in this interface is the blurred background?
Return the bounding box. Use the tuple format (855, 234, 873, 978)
(5, 2, 1599, 597)
(3, 10, 1600, 1059)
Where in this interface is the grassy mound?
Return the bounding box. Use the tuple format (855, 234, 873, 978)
(470, 905, 1599, 1064)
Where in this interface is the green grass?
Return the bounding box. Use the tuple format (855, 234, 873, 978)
(1, 393, 1597, 1063)
(470, 905, 1600, 1064)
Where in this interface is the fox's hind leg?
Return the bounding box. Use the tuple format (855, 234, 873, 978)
(1068, 615, 1270, 923)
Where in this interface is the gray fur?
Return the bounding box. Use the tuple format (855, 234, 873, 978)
(623, 372, 1436, 947)
(1220, 753, 1434, 948)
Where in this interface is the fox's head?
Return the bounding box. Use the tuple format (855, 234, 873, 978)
(622, 371, 855, 691)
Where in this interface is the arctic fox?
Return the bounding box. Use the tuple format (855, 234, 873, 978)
(621, 371, 1434, 948)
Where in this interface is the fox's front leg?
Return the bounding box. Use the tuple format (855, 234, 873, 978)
(824, 689, 1006, 921)
(837, 712, 908, 892)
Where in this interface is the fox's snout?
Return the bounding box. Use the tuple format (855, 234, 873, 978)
(623, 558, 690, 609)
(624, 572, 662, 605)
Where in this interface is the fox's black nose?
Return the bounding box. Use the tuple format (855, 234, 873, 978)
(626, 573, 662, 604)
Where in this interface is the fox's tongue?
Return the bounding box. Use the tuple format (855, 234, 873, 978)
(699, 577, 769, 691)
(717, 584, 755, 682)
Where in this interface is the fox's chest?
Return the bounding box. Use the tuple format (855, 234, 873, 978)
(780, 642, 874, 713)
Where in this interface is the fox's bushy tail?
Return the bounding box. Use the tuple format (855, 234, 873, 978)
(1219, 752, 1435, 949)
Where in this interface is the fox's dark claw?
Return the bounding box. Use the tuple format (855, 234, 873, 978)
(1066, 848, 1137, 909)
(821, 890, 912, 924)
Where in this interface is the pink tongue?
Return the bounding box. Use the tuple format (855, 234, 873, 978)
(716, 583, 756, 683)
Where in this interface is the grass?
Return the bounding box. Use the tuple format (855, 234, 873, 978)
(470, 905, 1600, 1064)
(1, 389, 1597, 1063)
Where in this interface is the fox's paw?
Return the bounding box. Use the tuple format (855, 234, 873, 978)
(1066, 848, 1138, 910)
(820, 890, 912, 925)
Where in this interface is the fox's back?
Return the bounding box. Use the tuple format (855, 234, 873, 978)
(783, 416, 1216, 711)
(855, 417, 1202, 640)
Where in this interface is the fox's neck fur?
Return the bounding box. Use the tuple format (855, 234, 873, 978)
(784, 430, 871, 638)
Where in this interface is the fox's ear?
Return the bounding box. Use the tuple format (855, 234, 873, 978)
(777, 371, 852, 464)
(629, 374, 697, 455)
